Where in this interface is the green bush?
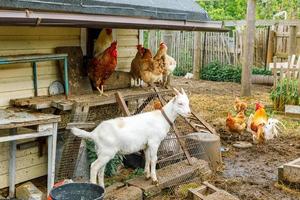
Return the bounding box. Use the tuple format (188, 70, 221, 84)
(270, 78, 300, 111)
(200, 61, 272, 83)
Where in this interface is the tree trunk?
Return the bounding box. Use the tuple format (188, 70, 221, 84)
(241, 0, 256, 96)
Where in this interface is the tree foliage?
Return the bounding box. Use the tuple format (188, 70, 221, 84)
(197, 0, 300, 20)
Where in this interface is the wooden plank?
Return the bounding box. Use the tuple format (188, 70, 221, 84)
(0, 64, 58, 78)
(47, 123, 57, 194)
(0, 75, 59, 93)
(117, 47, 137, 58)
(288, 26, 297, 55)
(0, 163, 47, 189)
(9, 128, 16, 198)
(0, 152, 47, 175)
(0, 39, 80, 50)
(0, 27, 80, 36)
(0, 146, 40, 162)
(128, 158, 210, 198)
(285, 105, 300, 115)
(193, 32, 201, 80)
(116, 29, 138, 36)
(66, 122, 96, 130)
(0, 109, 60, 129)
(115, 92, 131, 116)
(0, 35, 79, 41)
(0, 48, 55, 56)
(0, 130, 53, 142)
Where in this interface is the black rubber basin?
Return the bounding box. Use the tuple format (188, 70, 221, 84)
(49, 183, 104, 200)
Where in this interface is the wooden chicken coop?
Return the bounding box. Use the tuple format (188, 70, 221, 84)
(0, 0, 224, 196)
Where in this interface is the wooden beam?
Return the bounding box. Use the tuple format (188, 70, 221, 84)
(288, 25, 297, 55)
(241, 0, 256, 96)
(266, 30, 275, 65)
(0, 130, 52, 143)
(115, 92, 130, 116)
(9, 128, 17, 198)
(193, 31, 201, 80)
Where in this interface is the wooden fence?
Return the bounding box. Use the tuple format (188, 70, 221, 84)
(272, 55, 300, 110)
(144, 20, 300, 76)
(145, 30, 195, 75)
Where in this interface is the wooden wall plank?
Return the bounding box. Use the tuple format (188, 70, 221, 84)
(0, 153, 47, 175)
(0, 27, 80, 35)
(0, 163, 47, 188)
(0, 26, 81, 107)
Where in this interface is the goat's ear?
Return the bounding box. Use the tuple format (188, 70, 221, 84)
(173, 88, 180, 96)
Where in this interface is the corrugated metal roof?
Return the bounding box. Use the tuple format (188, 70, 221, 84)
(0, 0, 210, 22)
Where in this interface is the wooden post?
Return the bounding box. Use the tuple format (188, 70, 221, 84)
(288, 25, 297, 56)
(266, 30, 275, 66)
(9, 128, 17, 198)
(163, 31, 173, 55)
(193, 31, 201, 80)
(115, 92, 130, 116)
(241, 0, 256, 96)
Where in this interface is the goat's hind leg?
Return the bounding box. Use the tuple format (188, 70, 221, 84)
(144, 148, 151, 180)
(90, 155, 113, 187)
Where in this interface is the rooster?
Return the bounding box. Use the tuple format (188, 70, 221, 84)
(93, 28, 113, 57)
(88, 41, 117, 96)
(226, 111, 247, 134)
(247, 103, 285, 143)
(153, 42, 177, 87)
(130, 45, 145, 86)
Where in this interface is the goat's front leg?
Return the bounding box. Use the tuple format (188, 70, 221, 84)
(149, 144, 159, 185)
(144, 148, 151, 180)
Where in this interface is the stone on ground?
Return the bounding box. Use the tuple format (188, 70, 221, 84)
(16, 182, 44, 200)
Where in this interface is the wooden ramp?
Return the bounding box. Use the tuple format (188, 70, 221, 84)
(127, 158, 212, 198)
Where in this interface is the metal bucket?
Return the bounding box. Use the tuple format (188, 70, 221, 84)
(49, 183, 104, 200)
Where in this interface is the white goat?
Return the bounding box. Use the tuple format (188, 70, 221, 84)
(71, 88, 191, 188)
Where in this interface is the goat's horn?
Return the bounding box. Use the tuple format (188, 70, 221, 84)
(173, 88, 180, 95)
(181, 88, 186, 95)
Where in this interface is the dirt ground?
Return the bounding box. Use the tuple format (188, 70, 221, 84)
(172, 77, 300, 200)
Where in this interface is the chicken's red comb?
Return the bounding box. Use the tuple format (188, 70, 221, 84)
(255, 102, 264, 110)
(136, 44, 142, 49)
(111, 41, 117, 46)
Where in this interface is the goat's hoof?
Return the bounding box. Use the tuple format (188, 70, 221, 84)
(152, 180, 159, 186)
(145, 176, 151, 180)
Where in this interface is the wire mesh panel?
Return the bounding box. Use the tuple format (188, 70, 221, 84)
(124, 90, 218, 194)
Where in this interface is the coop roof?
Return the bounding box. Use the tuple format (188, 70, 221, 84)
(0, 0, 224, 31)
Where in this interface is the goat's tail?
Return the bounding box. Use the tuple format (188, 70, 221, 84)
(71, 127, 93, 139)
